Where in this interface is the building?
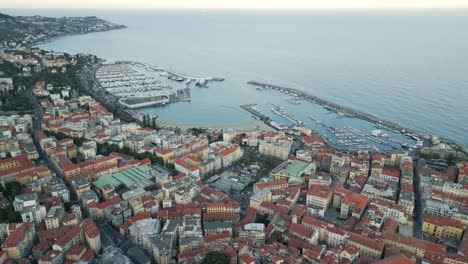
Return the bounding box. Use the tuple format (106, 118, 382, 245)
(259, 141, 292, 160)
(204, 221, 233, 236)
(0, 155, 35, 183)
(129, 219, 161, 252)
(149, 234, 173, 264)
(239, 223, 265, 241)
(45, 206, 65, 230)
(93, 164, 155, 192)
(1, 222, 36, 261)
(270, 159, 315, 185)
(333, 188, 368, 220)
(13, 194, 47, 224)
(380, 168, 401, 183)
(306, 185, 334, 217)
(38, 250, 63, 264)
(50, 183, 71, 202)
(71, 177, 91, 199)
(65, 244, 94, 263)
(347, 233, 384, 259)
(254, 180, 288, 193)
(383, 233, 446, 263)
(308, 173, 332, 187)
(206, 202, 240, 213)
(289, 223, 319, 245)
(82, 218, 101, 253)
(423, 215, 465, 241)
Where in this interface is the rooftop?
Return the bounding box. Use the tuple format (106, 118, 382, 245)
(93, 164, 154, 190)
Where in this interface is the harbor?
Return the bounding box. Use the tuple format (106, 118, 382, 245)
(240, 82, 423, 153)
(247, 81, 429, 142)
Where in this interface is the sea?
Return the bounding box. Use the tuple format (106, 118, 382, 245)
(3, 9, 468, 148)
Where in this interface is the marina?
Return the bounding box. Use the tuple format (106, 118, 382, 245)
(94, 62, 208, 109)
(247, 81, 428, 142)
(116, 60, 225, 86)
(240, 91, 420, 153)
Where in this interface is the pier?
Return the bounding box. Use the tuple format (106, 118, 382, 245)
(116, 61, 225, 82)
(240, 104, 270, 121)
(247, 81, 427, 140)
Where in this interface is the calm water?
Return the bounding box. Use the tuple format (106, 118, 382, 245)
(4, 9, 468, 147)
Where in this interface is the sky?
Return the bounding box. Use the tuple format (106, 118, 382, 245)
(3, 0, 468, 9)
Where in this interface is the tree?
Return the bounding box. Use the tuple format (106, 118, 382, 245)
(7, 205, 20, 222)
(200, 251, 230, 264)
(64, 202, 73, 212)
(255, 213, 270, 226)
(4, 182, 20, 199)
(142, 114, 148, 127)
(151, 117, 157, 129)
(446, 153, 457, 166)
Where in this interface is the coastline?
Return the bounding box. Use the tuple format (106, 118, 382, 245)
(11, 12, 466, 153)
(26, 26, 126, 49)
(158, 119, 274, 132)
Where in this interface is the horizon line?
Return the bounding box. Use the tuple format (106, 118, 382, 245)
(2, 7, 468, 10)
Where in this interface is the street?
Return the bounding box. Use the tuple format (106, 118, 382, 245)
(412, 158, 423, 239)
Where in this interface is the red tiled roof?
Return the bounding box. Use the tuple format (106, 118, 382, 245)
(239, 253, 255, 264)
(174, 158, 199, 172)
(290, 223, 314, 238)
(302, 215, 333, 229)
(34, 130, 49, 142)
(383, 233, 446, 256)
(301, 135, 324, 146)
(349, 232, 385, 252)
(2, 222, 33, 248)
(255, 180, 288, 190)
(156, 148, 174, 155)
(307, 185, 333, 199)
(203, 212, 239, 222)
(374, 254, 412, 264)
(335, 188, 368, 210)
(55, 225, 81, 248)
(381, 168, 401, 179)
(203, 232, 231, 243)
(424, 215, 464, 229)
(219, 145, 239, 156)
(97, 196, 122, 210)
(0, 155, 35, 178)
(32, 239, 54, 252)
(66, 244, 86, 258)
(81, 218, 100, 238)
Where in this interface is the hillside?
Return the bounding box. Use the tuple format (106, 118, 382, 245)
(0, 12, 125, 46)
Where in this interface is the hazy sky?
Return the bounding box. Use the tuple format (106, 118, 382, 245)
(3, 0, 468, 9)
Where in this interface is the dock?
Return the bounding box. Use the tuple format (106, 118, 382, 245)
(247, 81, 427, 140)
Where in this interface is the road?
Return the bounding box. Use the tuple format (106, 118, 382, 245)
(27, 70, 86, 208)
(412, 158, 423, 239)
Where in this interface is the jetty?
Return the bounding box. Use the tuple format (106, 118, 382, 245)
(247, 81, 427, 140)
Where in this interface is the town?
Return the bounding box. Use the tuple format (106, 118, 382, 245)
(0, 12, 467, 264)
(0, 12, 125, 48)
